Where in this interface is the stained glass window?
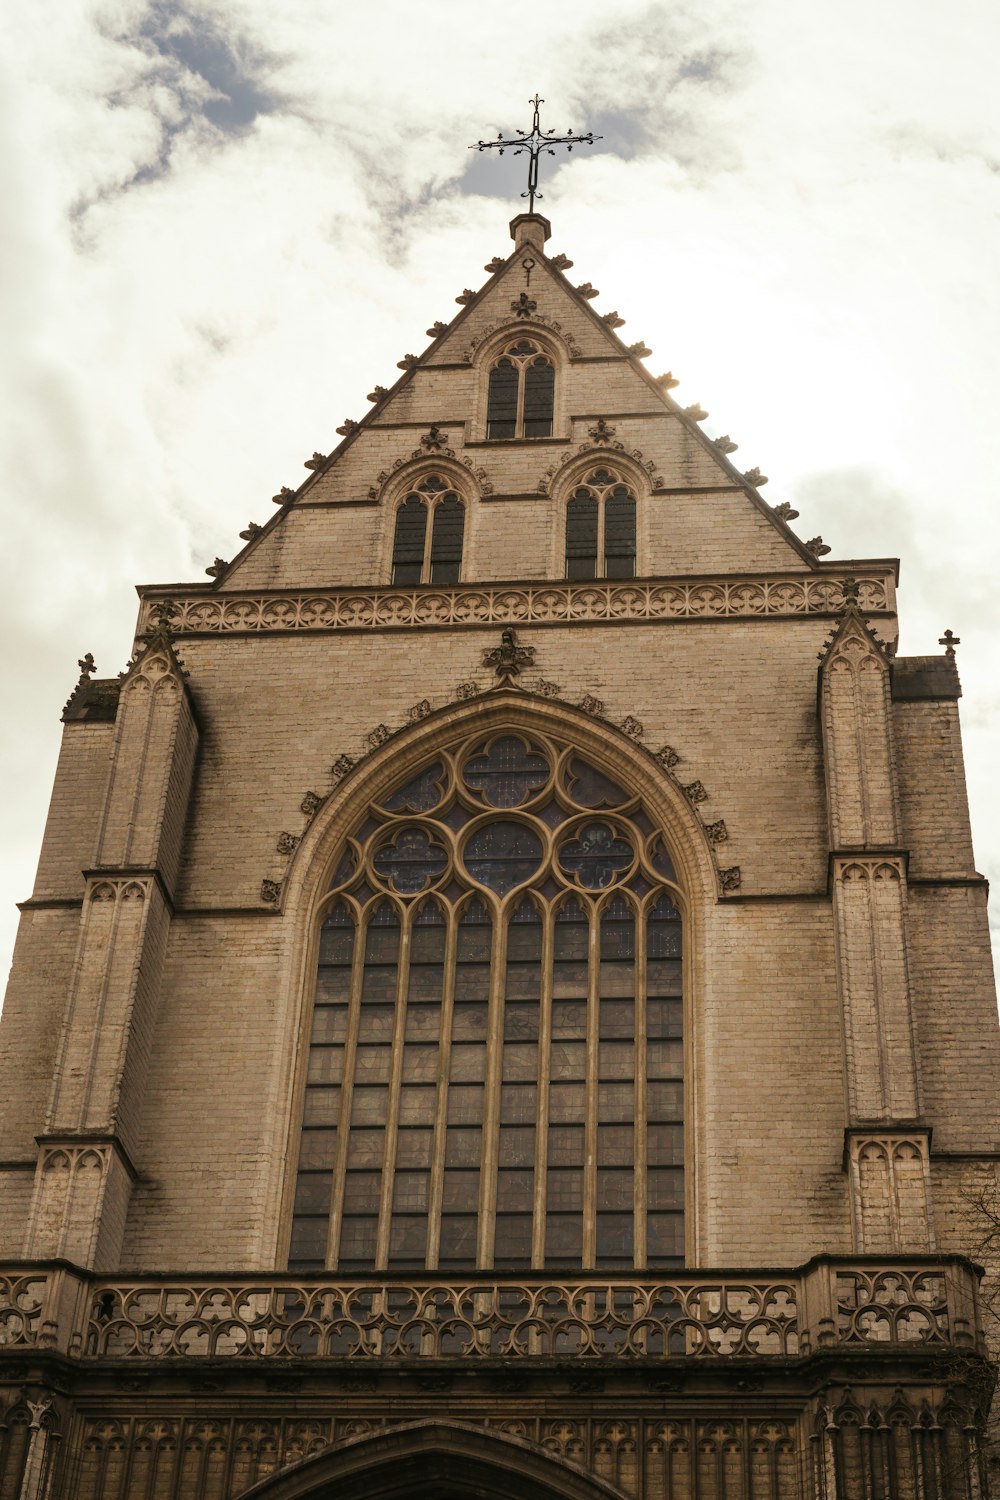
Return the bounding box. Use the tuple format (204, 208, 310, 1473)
(289, 730, 684, 1273)
(487, 339, 554, 439)
(391, 475, 465, 585)
(565, 468, 638, 580)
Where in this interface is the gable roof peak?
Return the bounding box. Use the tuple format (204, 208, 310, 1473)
(509, 212, 551, 250)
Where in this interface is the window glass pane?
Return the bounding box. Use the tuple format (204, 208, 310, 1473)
(604, 487, 636, 579)
(391, 495, 427, 584)
(389, 1215, 427, 1263)
(499, 1126, 535, 1166)
(373, 827, 447, 894)
(463, 822, 543, 894)
(493, 1214, 533, 1262)
(429, 494, 465, 584)
(396, 1128, 433, 1166)
(294, 1174, 333, 1214)
(438, 1215, 478, 1262)
(522, 356, 554, 438)
(560, 824, 633, 889)
(487, 358, 518, 439)
(298, 1127, 337, 1166)
(565, 492, 598, 579)
(382, 762, 446, 814)
(565, 758, 629, 809)
(546, 1214, 582, 1262)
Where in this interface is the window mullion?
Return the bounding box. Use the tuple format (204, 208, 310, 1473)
(596, 494, 607, 578)
(325, 905, 367, 1271)
(476, 901, 508, 1268)
(420, 500, 435, 584)
(425, 907, 457, 1270)
(373, 909, 411, 1270)
(634, 894, 648, 1270)
(515, 362, 525, 439)
(583, 897, 599, 1269)
(531, 901, 555, 1269)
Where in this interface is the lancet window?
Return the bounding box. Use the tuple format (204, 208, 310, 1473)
(565, 468, 637, 580)
(391, 475, 465, 585)
(289, 728, 684, 1274)
(486, 339, 555, 439)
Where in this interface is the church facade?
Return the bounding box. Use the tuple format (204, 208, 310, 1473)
(1, 211, 998, 1500)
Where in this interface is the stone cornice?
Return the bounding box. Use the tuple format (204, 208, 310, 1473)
(137, 571, 894, 639)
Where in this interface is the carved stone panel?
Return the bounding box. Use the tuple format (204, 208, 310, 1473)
(821, 616, 899, 848)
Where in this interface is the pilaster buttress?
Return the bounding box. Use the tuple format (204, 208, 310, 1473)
(819, 607, 932, 1253)
(24, 627, 198, 1269)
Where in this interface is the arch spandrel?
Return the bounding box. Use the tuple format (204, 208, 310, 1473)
(237, 1418, 633, 1500)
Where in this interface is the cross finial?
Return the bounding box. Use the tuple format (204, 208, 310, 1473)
(470, 96, 601, 213)
(939, 629, 960, 657)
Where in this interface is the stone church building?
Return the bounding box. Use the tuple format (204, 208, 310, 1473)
(1, 211, 998, 1499)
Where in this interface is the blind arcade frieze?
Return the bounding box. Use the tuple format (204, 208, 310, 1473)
(136, 574, 894, 639)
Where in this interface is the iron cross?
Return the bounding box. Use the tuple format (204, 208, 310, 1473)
(470, 95, 601, 213)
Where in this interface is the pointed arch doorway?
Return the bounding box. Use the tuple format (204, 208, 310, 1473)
(238, 1420, 632, 1500)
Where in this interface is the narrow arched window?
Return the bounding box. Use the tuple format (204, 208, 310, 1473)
(487, 340, 554, 439)
(391, 475, 465, 584)
(565, 469, 637, 580)
(288, 729, 684, 1274)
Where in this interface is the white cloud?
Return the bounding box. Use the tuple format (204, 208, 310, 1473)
(1, 0, 999, 990)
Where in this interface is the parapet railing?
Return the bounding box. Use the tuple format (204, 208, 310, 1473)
(0, 1257, 983, 1363)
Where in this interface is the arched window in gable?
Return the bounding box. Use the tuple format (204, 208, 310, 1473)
(391, 475, 466, 584)
(288, 729, 684, 1274)
(565, 468, 637, 580)
(487, 339, 555, 439)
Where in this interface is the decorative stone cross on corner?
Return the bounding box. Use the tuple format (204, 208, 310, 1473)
(469, 96, 602, 213)
(483, 628, 535, 683)
(939, 629, 960, 658)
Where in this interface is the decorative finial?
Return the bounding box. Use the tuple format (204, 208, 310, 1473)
(78, 653, 96, 680)
(939, 629, 960, 658)
(469, 96, 602, 213)
(483, 627, 535, 682)
(840, 577, 861, 607)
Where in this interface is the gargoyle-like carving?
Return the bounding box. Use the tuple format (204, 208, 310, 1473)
(331, 754, 356, 779)
(484, 627, 535, 682)
(684, 404, 708, 420)
(304, 452, 327, 470)
(682, 780, 708, 804)
(484, 256, 506, 272)
(655, 372, 680, 389)
(588, 418, 616, 444)
(620, 715, 644, 739)
(239, 522, 262, 540)
(772, 501, 799, 521)
(576, 282, 599, 299)
(743, 467, 768, 486)
(455, 289, 476, 305)
(367, 386, 388, 403)
(407, 699, 432, 720)
(579, 693, 605, 717)
(27, 1396, 51, 1430)
(260, 879, 281, 904)
(455, 681, 480, 700)
(205, 558, 229, 578)
(627, 341, 652, 358)
(272, 486, 295, 504)
(536, 679, 561, 698)
(396, 354, 419, 370)
(719, 866, 742, 891)
(335, 419, 358, 436)
(420, 425, 448, 451)
(300, 791, 323, 818)
(806, 536, 832, 557)
(714, 435, 738, 454)
(550, 253, 573, 270)
(425, 321, 448, 338)
(367, 724, 391, 749)
(511, 292, 537, 317)
(602, 310, 625, 328)
(276, 832, 300, 855)
(653, 745, 681, 772)
(704, 819, 729, 844)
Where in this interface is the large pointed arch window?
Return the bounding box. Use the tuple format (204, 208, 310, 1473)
(566, 468, 637, 580)
(289, 729, 684, 1274)
(487, 339, 555, 439)
(391, 475, 466, 584)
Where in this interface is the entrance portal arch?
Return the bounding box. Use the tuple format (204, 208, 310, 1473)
(237, 1419, 633, 1500)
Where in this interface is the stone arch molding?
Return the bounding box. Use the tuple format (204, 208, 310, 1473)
(237, 1418, 633, 1500)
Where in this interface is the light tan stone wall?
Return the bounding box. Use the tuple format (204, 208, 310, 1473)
(31, 721, 113, 899)
(0, 909, 80, 1159)
(894, 699, 977, 878)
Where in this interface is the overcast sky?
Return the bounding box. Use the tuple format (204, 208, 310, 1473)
(1, 0, 998, 998)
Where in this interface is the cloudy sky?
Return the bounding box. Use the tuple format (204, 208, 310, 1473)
(1, 0, 998, 995)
